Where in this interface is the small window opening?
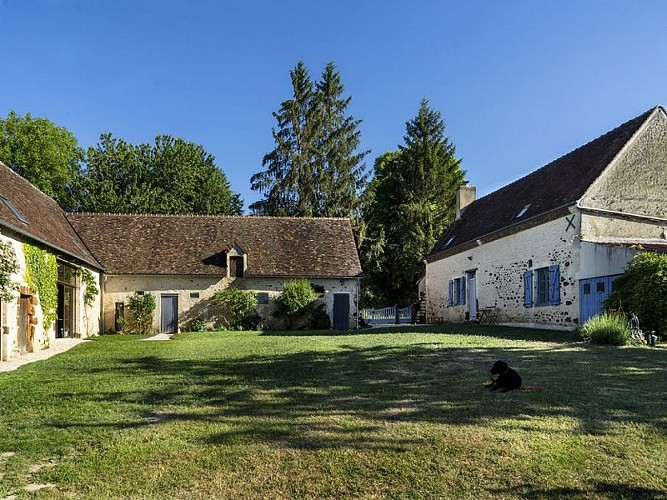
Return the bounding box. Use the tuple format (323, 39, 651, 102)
(0, 195, 28, 225)
(190, 292, 200, 299)
(515, 204, 531, 219)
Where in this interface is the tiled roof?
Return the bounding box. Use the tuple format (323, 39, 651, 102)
(427, 106, 660, 262)
(0, 162, 101, 268)
(66, 213, 363, 278)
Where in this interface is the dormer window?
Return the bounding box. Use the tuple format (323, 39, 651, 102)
(515, 204, 531, 219)
(227, 244, 246, 278)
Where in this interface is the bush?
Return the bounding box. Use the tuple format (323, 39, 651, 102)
(211, 288, 258, 329)
(309, 303, 331, 330)
(275, 279, 317, 327)
(189, 318, 207, 332)
(127, 292, 156, 334)
(580, 313, 631, 346)
(606, 252, 667, 338)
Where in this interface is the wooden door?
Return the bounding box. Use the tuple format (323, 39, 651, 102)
(333, 293, 350, 331)
(160, 295, 178, 333)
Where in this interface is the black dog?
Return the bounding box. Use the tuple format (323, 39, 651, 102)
(485, 360, 522, 392)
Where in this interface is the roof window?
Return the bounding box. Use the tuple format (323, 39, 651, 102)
(0, 195, 28, 225)
(444, 237, 455, 248)
(515, 204, 531, 219)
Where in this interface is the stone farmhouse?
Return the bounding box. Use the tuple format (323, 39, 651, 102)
(424, 105, 667, 329)
(0, 161, 362, 362)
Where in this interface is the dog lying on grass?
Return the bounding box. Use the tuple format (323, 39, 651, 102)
(485, 360, 522, 392)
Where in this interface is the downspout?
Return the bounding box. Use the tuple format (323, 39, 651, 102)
(356, 277, 361, 330)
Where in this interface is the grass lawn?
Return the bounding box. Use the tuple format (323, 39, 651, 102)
(0, 325, 666, 499)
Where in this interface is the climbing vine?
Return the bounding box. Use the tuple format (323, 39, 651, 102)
(0, 240, 20, 301)
(23, 242, 58, 325)
(79, 268, 99, 307)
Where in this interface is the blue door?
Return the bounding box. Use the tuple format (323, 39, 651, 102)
(333, 293, 350, 330)
(579, 275, 621, 324)
(161, 295, 178, 333)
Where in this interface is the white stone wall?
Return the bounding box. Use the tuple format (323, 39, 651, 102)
(0, 231, 102, 361)
(425, 214, 581, 329)
(103, 274, 360, 332)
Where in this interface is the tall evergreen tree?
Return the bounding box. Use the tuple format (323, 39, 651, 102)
(361, 99, 465, 302)
(314, 63, 369, 217)
(251, 61, 368, 217)
(251, 61, 318, 216)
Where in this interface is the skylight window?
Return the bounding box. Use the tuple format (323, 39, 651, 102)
(444, 237, 455, 248)
(515, 204, 531, 219)
(0, 195, 28, 225)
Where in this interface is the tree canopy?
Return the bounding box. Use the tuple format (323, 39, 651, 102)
(0, 111, 83, 207)
(72, 133, 242, 215)
(360, 99, 465, 303)
(251, 61, 368, 217)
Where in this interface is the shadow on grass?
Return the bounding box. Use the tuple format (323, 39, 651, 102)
(491, 482, 667, 500)
(48, 335, 667, 452)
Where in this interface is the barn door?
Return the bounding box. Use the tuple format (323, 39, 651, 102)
(160, 295, 178, 333)
(579, 275, 620, 324)
(18, 296, 30, 354)
(333, 293, 350, 331)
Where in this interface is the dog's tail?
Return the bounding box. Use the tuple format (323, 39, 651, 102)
(520, 385, 545, 391)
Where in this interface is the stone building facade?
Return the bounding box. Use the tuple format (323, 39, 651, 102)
(425, 106, 667, 330)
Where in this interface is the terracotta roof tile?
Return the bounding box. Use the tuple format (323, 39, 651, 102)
(428, 106, 660, 261)
(66, 213, 363, 278)
(0, 162, 101, 268)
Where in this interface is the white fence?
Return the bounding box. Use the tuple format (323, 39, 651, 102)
(361, 305, 412, 325)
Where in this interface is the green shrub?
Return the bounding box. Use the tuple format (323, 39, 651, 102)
(189, 318, 207, 332)
(580, 313, 631, 346)
(309, 303, 331, 330)
(606, 252, 667, 338)
(127, 292, 156, 334)
(211, 288, 258, 329)
(275, 279, 317, 327)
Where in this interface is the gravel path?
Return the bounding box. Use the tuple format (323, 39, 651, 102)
(0, 338, 89, 373)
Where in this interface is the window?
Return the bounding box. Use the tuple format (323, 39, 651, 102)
(229, 256, 244, 277)
(257, 292, 269, 305)
(596, 282, 605, 293)
(583, 283, 591, 295)
(0, 195, 28, 225)
(448, 277, 466, 306)
(190, 292, 200, 299)
(515, 204, 531, 219)
(525, 265, 560, 307)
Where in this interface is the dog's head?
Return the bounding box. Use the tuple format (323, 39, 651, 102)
(490, 360, 509, 375)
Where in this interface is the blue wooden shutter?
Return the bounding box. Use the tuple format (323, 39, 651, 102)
(524, 270, 533, 308)
(448, 280, 454, 306)
(460, 277, 466, 305)
(549, 265, 560, 305)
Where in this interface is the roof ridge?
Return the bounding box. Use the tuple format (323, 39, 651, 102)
(66, 212, 351, 221)
(470, 105, 658, 206)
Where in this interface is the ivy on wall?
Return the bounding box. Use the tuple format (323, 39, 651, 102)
(0, 240, 20, 300)
(79, 268, 99, 308)
(23, 242, 58, 325)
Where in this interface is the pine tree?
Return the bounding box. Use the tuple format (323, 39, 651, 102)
(314, 63, 368, 217)
(251, 61, 368, 217)
(250, 61, 318, 216)
(361, 99, 465, 302)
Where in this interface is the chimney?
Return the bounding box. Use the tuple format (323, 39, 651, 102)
(456, 184, 476, 220)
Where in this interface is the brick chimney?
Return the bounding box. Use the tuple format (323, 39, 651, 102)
(455, 184, 476, 220)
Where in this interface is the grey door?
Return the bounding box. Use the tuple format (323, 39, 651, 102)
(161, 295, 178, 333)
(333, 293, 350, 330)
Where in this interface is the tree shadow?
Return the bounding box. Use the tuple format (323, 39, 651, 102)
(48, 338, 667, 451)
(491, 482, 667, 499)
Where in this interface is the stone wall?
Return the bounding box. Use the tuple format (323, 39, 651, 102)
(425, 214, 581, 329)
(0, 230, 101, 361)
(103, 274, 360, 332)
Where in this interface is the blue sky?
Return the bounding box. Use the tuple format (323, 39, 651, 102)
(2, 1, 666, 212)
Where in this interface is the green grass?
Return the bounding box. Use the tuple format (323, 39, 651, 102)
(0, 325, 666, 499)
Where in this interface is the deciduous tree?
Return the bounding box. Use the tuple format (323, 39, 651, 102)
(0, 111, 83, 208)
